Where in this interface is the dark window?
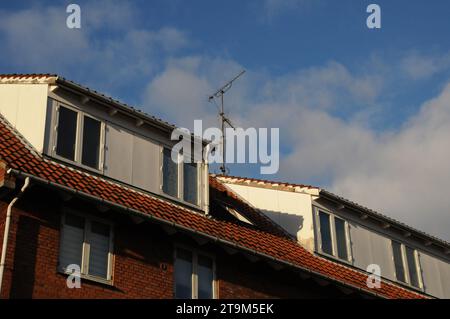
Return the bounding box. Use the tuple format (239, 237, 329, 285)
(81, 116, 101, 168)
(319, 211, 333, 255)
(184, 162, 198, 205)
(197, 255, 214, 299)
(392, 241, 406, 283)
(59, 213, 85, 270)
(59, 214, 112, 280)
(163, 148, 178, 197)
(56, 106, 78, 160)
(175, 248, 193, 299)
(88, 221, 110, 278)
(406, 246, 420, 288)
(335, 217, 348, 260)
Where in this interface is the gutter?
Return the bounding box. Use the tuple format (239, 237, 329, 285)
(6, 169, 425, 299)
(0, 175, 30, 295)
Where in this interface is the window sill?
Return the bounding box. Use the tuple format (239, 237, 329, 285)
(161, 192, 202, 211)
(58, 269, 114, 287)
(316, 250, 353, 266)
(49, 153, 104, 175)
(390, 279, 424, 293)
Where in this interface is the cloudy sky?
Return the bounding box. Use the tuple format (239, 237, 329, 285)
(1, 0, 450, 241)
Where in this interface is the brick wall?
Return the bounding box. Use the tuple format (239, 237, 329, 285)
(0, 184, 358, 299)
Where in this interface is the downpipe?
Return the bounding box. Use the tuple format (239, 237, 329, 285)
(0, 176, 30, 296)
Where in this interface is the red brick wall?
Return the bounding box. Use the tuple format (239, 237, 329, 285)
(0, 185, 355, 299)
(0, 161, 5, 185)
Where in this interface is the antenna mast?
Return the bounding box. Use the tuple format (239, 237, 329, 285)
(208, 70, 246, 175)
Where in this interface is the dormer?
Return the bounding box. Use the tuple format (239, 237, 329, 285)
(0, 74, 209, 212)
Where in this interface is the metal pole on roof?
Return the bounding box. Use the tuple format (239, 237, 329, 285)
(208, 70, 245, 175)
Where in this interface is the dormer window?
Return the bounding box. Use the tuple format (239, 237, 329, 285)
(315, 209, 351, 262)
(162, 148, 199, 206)
(54, 104, 104, 171)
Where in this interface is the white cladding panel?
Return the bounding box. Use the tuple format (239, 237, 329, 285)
(224, 183, 315, 250)
(0, 84, 48, 152)
(420, 252, 450, 298)
(132, 133, 161, 193)
(348, 223, 396, 281)
(103, 123, 163, 196)
(104, 124, 134, 184)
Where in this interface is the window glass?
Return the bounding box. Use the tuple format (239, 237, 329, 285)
(335, 217, 348, 260)
(319, 211, 333, 255)
(82, 116, 101, 169)
(392, 241, 406, 283)
(163, 148, 178, 198)
(183, 162, 198, 205)
(406, 246, 420, 288)
(60, 213, 85, 270)
(88, 221, 110, 279)
(175, 248, 193, 299)
(197, 255, 214, 299)
(56, 106, 78, 160)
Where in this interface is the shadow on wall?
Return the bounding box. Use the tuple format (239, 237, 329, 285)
(261, 209, 304, 240)
(10, 215, 39, 298)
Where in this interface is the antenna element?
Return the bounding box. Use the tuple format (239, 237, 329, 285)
(208, 70, 246, 175)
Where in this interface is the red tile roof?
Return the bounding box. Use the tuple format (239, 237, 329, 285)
(0, 114, 427, 299)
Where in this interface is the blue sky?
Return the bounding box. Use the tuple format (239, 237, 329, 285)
(1, 0, 450, 239)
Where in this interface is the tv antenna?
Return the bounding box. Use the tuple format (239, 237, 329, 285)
(208, 70, 246, 175)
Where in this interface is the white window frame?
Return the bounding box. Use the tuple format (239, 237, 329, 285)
(314, 207, 352, 263)
(390, 240, 423, 290)
(161, 147, 200, 207)
(174, 245, 217, 299)
(59, 210, 114, 285)
(52, 102, 105, 172)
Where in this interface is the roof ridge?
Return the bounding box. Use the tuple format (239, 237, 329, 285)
(214, 174, 319, 190)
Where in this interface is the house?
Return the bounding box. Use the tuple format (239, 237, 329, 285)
(216, 174, 450, 298)
(0, 74, 443, 299)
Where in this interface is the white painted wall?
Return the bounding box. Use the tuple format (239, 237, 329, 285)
(420, 252, 450, 298)
(0, 84, 49, 152)
(223, 183, 315, 251)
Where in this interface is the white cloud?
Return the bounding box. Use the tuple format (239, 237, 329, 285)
(0, 3, 190, 87)
(400, 51, 450, 80)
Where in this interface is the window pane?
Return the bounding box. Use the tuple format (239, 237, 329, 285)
(88, 221, 110, 279)
(184, 163, 198, 205)
(319, 211, 333, 255)
(392, 241, 406, 283)
(56, 106, 77, 161)
(175, 248, 193, 299)
(60, 213, 85, 271)
(82, 116, 101, 169)
(198, 255, 214, 299)
(163, 148, 178, 197)
(406, 247, 420, 288)
(335, 217, 348, 260)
